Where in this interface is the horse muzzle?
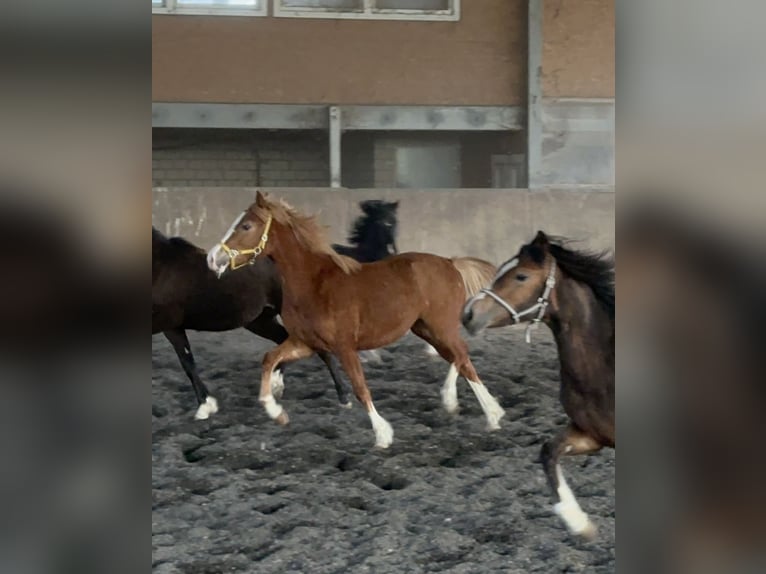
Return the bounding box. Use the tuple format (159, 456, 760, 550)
(207, 245, 231, 277)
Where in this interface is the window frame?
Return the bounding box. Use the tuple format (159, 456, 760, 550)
(152, 0, 268, 17)
(274, 0, 460, 22)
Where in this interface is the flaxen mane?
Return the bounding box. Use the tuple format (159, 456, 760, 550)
(450, 256, 496, 298)
(254, 196, 361, 274)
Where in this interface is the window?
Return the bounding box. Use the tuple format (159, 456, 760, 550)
(152, 0, 266, 17)
(275, 0, 459, 21)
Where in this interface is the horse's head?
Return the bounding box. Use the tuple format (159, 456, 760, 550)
(207, 191, 275, 276)
(462, 231, 558, 335)
(358, 200, 399, 254)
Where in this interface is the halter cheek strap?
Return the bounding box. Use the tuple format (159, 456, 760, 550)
(219, 215, 273, 271)
(479, 260, 557, 343)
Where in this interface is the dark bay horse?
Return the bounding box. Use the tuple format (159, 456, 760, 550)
(332, 199, 399, 262)
(462, 231, 614, 540)
(152, 227, 351, 419)
(207, 191, 505, 448)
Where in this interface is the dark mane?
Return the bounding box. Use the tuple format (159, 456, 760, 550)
(548, 238, 614, 318)
(348, 208, 381, 246)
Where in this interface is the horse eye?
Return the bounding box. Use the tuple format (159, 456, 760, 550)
(241, 223, 252, 231)
(516, 273, 528, 282)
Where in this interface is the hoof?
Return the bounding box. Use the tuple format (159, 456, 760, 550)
(275, 411, 290, 426)
(554, 501, 595, 540)
(577, 521, 598, 542)
(194, 396, 219, 420)
(444, 403, 460, 415)
(340, 401, 353, 409)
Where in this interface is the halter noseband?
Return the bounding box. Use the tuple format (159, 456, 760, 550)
(218, 214, 273, 271)
(479, 259, 557, 343)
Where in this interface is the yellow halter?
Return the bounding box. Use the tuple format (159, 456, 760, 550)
(219, 214, 273, 270)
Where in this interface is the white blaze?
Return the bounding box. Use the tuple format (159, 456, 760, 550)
(206, 211, 245, 274)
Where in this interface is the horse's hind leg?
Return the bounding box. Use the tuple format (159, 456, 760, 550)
(163, 329, 218, 420)
(540, 423, 603, 539)
(336, 349, 393, 448)
(411, 322, 460, 414)
(317, 351, 353, 407)
(416, 322, 504, 430)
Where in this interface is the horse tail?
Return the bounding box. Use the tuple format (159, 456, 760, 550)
(450, 256, 496, 299)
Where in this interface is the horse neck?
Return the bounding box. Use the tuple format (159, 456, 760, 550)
(267, 221, 334, 295)
(546, 275, 614, 373)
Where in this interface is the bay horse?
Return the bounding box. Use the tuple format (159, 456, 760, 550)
(206, 191, 505, 448)
(152, 226, 351, 420)
(462, 231, 614, 539)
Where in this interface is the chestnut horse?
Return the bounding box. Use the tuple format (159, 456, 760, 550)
(462, 231, 614, 540)
(207, 192, 505, 448)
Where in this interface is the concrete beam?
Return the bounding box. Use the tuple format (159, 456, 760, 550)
(341, 105, 523, 131)
(152, 103, 523, 131)
(527, 0, 543, 188)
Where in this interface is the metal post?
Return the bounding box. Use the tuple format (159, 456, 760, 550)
(329, 106, 342, 188)
(527, 0, 543, 189)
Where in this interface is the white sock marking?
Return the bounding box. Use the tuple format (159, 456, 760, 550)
(260, 394, 284, 420)
(441, 364, 459, 413)
(359, 349, 382, 363)
(424, 343, 439, 356)
(467, 380, 505, 430)
(194, 396, 219, 420)
(368, 405, 393, 448)
(553, 464, 593, 535)
(271, 369, 285, 398)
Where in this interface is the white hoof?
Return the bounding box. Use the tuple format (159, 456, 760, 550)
(340, 401, 353, 409)
(554, 501, 595, 538)
(194, 396, 219, 420)
(271, 370, 285, 399)
(486, 406, 506, 430)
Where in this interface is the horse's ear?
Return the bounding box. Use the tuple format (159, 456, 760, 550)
(255, 190, 267, 207)
(391, 201, 399, 211)
(533, 230, 549, 246)
(360, 200, 374, 213)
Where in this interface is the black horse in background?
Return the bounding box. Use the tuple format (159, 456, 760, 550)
(332, 200, 399, 262)
(332, 200, 399, 363)
(152, 227, 351, 419)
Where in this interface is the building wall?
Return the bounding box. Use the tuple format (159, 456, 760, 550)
(152, 1, 527, 105)
(543, 0, 615, 98)
(152, 187, 614, 265)
(152, 129, 329, 187)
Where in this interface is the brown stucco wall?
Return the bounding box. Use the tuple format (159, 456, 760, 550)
(152, 1, 526, 105)
(542, 0, 614, 98)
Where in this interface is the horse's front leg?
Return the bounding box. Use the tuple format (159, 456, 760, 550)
(260, 337, 314, 426)
(540, 424, 603, 540)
